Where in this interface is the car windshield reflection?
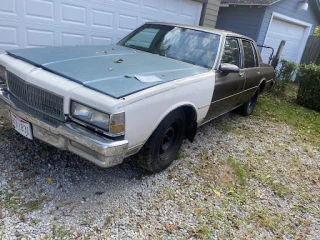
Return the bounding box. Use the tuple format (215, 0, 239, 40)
(118, 24, 221, 69)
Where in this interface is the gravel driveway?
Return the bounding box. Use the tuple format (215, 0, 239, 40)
(1, 98, 319, 239)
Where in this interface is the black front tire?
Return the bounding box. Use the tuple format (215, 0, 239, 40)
(238, 88, 260, 116)
(138, 109, 186, 173)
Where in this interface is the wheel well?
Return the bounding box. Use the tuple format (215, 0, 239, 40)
(180, 105, 197, 143)
(259, 80, 266, 93)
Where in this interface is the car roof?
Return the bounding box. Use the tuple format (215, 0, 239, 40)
(146, 22, 254, 41)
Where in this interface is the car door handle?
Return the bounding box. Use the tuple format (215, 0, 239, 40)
(257, 70, 261, 75)
(239, 72, 245, 77)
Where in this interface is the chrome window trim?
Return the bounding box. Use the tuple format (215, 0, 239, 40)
(212, 33, 223, 70)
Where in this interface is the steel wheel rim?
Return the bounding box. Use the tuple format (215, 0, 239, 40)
(159, 124, 177, 160)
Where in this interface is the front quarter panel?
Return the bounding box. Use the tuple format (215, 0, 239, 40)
(122, 72, 215, 148)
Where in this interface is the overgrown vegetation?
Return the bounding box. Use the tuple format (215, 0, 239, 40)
(272, 59, 299, 96)
(315, 25, 320, 37)
(271, 59, 320, 113)
(297, 63, 320, 112)
(179, 83, 320, 238)
(257, 84, 320, 143)
(276, 59, 299, 82)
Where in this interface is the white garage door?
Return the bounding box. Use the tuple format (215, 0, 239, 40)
(0, 0, 202, 52)
(263, 15, 310, 64)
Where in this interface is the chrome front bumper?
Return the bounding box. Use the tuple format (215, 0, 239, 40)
(0, 89, 128, 168)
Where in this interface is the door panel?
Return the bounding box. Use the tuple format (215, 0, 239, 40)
(239, 40, 261, 103)
(205, 70, 245, 120)
(204, 38, 245, 122)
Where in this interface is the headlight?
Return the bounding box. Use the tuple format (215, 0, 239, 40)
(0, 65, 6, 86)
(70, 101, 125, 135)
(71, 101, 110, 131)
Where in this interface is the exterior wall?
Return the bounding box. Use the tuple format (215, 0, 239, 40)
(203, 0, 221, 27)
(215, 6, 266, 40)
(0, 0, 203, 52)
(257, 0, 320, 45)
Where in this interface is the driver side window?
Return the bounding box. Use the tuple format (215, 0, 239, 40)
(221, 38, 241, 68)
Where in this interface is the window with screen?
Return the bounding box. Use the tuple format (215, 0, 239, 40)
(221, 38, 241, 67)
(242, 40, 256, 68)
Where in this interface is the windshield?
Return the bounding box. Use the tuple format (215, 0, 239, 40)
(118, 24, 221, 69)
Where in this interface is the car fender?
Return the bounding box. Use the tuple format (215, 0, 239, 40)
(123, 71, 216, 148)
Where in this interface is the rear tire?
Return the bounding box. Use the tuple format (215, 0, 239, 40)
(138, 109, 186, 173)
(238, 88, 260, 116)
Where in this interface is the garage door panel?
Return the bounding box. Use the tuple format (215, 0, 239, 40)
(118, 13, 138, 33)
(0, 0, 202, 52)
(271, 19, 305, 36)
(264, 17, 307, 63)
(26, 28, 55, 47)
(0, 0, 17, 16)
(119, 0, 140, 7)
(61, 31, 86, 46)
(25, 0, 54, 21)
(268, 28, 304, 39)
(0, 25, 18, 50)
(91, 35, 112, 45)
(143, 0, 161, 10)
(182, 1, 200, 17)
(61, 3, 87, 26)
(164, 0, 180, 14)
(141, 16, 157, 24)
(268, 32, 302, 43)
(92, 9, 114, 29)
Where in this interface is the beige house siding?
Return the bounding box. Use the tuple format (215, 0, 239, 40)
(203, 0, 221, 27)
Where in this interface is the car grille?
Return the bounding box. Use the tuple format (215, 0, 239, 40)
(9, 95, 63, 127)
(7, 72, 65, 121)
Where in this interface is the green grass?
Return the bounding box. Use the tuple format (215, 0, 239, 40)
(183, 84, 320, 238)
(256, 96, 320, 132)
(255, 84, 320, 140)
(226, 156, 247, 185)
(194, 153, 248, 188)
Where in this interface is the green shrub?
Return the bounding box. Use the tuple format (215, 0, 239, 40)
(272, 59, 299, 96)
(315, 26, 320, 37)
(297, 63, 320, 112)
(277, 59, 299, 82)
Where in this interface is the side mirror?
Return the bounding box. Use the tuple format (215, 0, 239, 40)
(219, 63, 240, 73)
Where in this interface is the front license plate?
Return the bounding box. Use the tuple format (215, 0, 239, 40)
(10, 112, 33, 140)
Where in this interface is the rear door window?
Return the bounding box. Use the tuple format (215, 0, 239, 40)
(242, 40, 257, 68)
